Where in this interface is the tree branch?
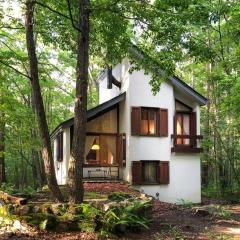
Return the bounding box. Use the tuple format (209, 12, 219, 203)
(35, 0, 80, 31)
(0, 60, 30, 79)
(35, 1, 70, 19)
(66, 0, 81, 32)
(0, 40, 29, 75)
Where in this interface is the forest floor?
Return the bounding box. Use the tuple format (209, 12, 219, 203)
(1, 182, 240, 240)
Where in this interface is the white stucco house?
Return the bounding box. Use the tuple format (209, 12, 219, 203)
(51, 57, 207, 204)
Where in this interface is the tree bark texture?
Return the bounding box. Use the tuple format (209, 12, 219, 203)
(0, 119, 6, 185)
(68, 0, 90, 203)
(30, 91, 45, 188)
(24, 0, 63, 201)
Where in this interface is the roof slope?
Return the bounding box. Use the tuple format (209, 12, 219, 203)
(50, 92, 126, 139)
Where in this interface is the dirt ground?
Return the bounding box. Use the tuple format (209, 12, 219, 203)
(1, 182, 240, 240)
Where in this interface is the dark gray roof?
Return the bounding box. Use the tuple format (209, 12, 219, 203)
(50, 92, 126, 140)
(168, 76, 207, 106)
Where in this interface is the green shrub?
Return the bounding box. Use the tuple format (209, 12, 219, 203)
(207, 205, 232, 218)
(108, 192, 132, 202)
(0, 183, 17, 194)
(22, 186, 36, 195)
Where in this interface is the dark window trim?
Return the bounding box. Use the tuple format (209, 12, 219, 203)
(56, 132, 63, 162)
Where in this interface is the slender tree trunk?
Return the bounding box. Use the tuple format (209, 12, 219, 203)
(68, 0, 90, 203)
(0, 71, 6, 185)
(30, 90, 45, 188)
(0, 120, 6, 185)
(24, 0, 63, 201)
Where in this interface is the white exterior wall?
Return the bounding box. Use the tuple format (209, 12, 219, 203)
(117, 60, 201, 203)
(55, 128, 70, 185)
(53, 58, 202, 203)
(99, 59, 130, 104)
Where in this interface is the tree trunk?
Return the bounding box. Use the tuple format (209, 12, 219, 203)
(24, 0, 63, 201)
(0, 120, 6, 185)
(0, 71, 6, 185)
(31, 91, 45, 188)
(68, 0, 90, 203)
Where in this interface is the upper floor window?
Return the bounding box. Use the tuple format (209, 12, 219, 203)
(174, 100, 196, 146)
(172, 100, 203, 153)
(141, 108, 158, 135)
(131, 107, 168, 137)
(176, 113, 190, 145)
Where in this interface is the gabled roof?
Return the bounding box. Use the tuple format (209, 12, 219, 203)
(97, 68, 207, 106)
(50, 92, 126, 140)
(168, 76, 207, 106)
(97, 46, 207, 106)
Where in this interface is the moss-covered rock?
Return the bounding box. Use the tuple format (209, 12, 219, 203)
(13, 205, 31, 216)
(51, 203, 68, 216)
(40, 204, 54, 214)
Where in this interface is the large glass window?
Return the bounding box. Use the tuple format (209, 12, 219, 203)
(86, 136, 100, 164)
(141, 108, 158, 135)
(85, 135, 117, 166)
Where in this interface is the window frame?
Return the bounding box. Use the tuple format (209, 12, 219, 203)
(141, 160, 159, 185)
(175, 111, 191, 146)
(140, 107, 159, 136)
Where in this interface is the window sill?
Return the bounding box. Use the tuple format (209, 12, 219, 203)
(132, 134, 161, 137)
(171, 147, 203, 153)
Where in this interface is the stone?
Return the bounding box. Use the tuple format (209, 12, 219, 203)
(32, 205, 41, 213)
(13, 220, 21, 229)
(194, 207, 210, 216)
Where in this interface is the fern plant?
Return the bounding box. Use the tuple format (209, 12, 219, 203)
(102, 200, 152, 234)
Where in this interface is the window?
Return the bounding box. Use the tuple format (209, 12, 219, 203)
(86, 136, 100, 164)
(56, 132, 63, 162)
(131, 107, 168, 137)
(142, 161, 158, 183)
(140, 108, 158, 135)
(176, 113, 190, 145)
(132, 160, 169, 185)
(85, 135, 117, 166)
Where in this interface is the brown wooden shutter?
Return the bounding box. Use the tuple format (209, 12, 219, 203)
(159, 108, 168, 136)
(117, 135, 122, 167)
(132, 161, 142, 185)
(57, 132, 63, 162)
(158, 161, 169, 184)
(131, 107, 141, 135)
(190, 112, 197, 147)
(117, 134, 126, 167)
(122, 134, 126, 167)
(173, 115, 177, 145)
